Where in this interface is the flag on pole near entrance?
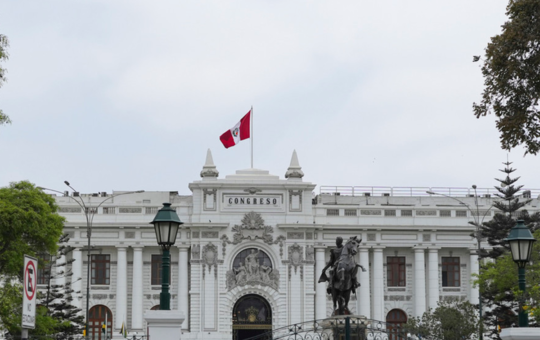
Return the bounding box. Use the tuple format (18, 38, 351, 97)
(220, 110, 251, 148)
(119, 321, 127, 338)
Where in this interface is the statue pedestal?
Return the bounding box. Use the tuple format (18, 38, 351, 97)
(500, 328, 540, 340)
(144, 310, 185, 340)
(318, 315, 370, 340)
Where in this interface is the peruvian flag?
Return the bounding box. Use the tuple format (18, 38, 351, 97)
(220, 110, 251, 148)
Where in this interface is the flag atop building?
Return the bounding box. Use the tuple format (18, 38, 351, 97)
(220, 110, 251, 149)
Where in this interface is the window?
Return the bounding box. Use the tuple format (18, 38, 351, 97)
(387, 257, 406, 287)
(401, 210, 413, 217)
(440, 210, 451, 217)
(456, 210, 467, 217)
(326, 209, 339, 216)
(386, 309, 407, 340)
(151, 254, 171, 285)
(91, 255, 110, 285)
(344, 209, 357, 216)
(37, 254, 51, 285)
(442, 257, 460, 287)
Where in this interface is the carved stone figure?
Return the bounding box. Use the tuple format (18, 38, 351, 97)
(245, 249, 260, 276)
(191, 244, 200, 260)
(318, 236, 366, 315)
(226, 248, 279, 291)
(260, 263, 272, 282)
(306, 245, 314, 261)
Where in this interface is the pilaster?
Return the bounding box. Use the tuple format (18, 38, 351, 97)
(414, 247, 426, 317)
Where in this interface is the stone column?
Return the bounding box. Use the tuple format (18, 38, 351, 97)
(358, 248, 371, 318)
(131, 246, 144, 331)
(470, 249, 479, 305)
(71, 248, 83, 311)
(414, 248, 426, 317)
(178, 246, 189, 328)
(315, 246, 327, 319)
(115, 246, 127, 330)
(428, 248, 439, 310)
(372, 247, 384, 321)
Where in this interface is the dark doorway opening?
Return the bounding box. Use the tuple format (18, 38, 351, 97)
(232, 294, 272, 340)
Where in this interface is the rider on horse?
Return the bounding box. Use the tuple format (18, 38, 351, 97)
(318, 237, 361, 294)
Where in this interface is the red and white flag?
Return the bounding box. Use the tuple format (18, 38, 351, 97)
(220, 110, 251, 149)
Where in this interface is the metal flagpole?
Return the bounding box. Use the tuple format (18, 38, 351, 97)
(251, 105, 253, 168)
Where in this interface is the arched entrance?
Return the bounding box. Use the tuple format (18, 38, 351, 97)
(89, 305, 112, 340)
(386, 309, 407, 340)
(233, 294, 272, 340)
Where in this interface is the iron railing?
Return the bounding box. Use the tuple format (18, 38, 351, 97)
(319, 186, 540, 198)
(244, 316, 411, 340)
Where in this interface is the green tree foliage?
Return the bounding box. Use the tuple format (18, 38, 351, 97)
(476, 162, 540, 338)
(0, 281, 59, 337)
(477, 231, 540, 335)
(473, 0, 540, 155)
(0, 34, 10, 125)
(405, 300, 479, 340)
(0, 181, 65, 276)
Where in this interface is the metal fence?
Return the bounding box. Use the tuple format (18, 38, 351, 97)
(319, 185, 540, 198)
(244, 317, 411, 340)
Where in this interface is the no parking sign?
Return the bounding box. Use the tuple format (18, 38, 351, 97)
(22, 255, 38, 329)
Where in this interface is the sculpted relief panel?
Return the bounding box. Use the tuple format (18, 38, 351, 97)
(226, 248, 280, 291)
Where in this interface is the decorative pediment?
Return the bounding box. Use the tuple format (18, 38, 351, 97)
(223, 212, 274, 245)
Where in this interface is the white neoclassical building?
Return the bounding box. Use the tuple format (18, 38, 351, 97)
(47, 150, 539, 340)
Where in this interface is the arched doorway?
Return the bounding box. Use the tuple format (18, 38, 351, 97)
(386, 309, 407, 340)
(89, 305, 112, 340)
(232, 294, 272, 340)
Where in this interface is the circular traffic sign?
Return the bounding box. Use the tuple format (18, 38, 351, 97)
(24, 261, 36, 301)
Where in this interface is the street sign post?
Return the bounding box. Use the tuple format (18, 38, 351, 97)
(22, 255, 38, 335)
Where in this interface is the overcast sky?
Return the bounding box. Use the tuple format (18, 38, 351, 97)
(1, 0, 539, 195)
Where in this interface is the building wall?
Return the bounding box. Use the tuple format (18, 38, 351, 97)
(49, 165, 539, 340)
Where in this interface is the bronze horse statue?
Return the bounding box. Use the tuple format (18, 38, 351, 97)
(320, 236, 365, 315)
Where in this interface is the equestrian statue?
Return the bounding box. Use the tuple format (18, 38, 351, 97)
(318, 236, 366, 316)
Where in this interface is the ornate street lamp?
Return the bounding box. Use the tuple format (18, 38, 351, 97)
(150, 202, 183, 310)
(505, 219, 536, 327)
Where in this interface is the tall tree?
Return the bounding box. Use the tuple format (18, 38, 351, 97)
(40, 234, 84, 337)
(477, 162, 540, 338)
(473, 0, 540, 155)
(0, 181, 65, 276)
(0, 34, 10, 125)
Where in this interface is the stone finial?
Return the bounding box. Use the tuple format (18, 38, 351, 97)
(200, 149, 219, 178)
(285, 150, 304, 179)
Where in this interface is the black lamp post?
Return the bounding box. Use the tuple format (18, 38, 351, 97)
(505, 219, 536, 327)
(150, 202, 183, 310)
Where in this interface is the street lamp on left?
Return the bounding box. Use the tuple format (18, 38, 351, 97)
(38, 185, 144, 339)
(150, 202, 183, 311)
(505, 219, 536, 327)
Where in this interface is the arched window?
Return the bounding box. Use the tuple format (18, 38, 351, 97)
(89, 305, 112, 340)
(232, 248, 273, 270)
(386, 309, 407, 340)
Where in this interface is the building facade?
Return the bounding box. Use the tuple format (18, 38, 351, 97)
(48, 150, 538, 340)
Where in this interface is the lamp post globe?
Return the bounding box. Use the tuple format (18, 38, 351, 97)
(150, 202, 183, 310)
(505, 219, 536, 327)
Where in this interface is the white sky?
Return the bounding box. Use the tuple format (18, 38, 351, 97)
(1, 0, 539, 195)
